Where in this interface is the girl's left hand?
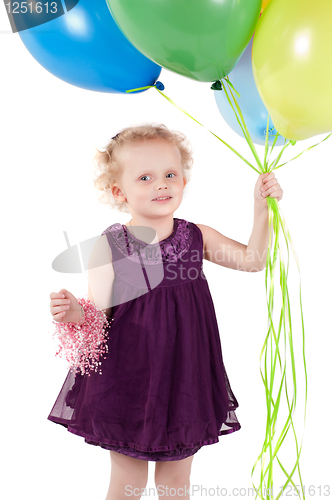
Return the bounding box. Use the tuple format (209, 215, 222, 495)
(254, 172, 283, 207)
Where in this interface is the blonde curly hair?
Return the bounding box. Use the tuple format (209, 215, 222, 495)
(92, 123, 194, 214)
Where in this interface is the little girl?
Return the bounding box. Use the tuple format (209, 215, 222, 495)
(48, 124, 283, 499)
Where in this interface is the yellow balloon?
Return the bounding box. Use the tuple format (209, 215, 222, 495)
(252, 0, 332, 141)
(261, 0, 272, 13)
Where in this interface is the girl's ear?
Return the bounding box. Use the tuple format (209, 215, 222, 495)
(111, 184, 126, 202)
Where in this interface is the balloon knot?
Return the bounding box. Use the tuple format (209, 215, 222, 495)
(155, 81, 165, 90)
(264, 128, 277, 137)
(211, 80, 222, 91)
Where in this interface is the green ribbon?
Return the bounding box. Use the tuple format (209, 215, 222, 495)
(125, 80, 330, 499)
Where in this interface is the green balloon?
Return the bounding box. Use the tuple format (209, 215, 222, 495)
(106, 0, 262, 82)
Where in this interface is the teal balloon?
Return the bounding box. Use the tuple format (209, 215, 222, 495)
(17, 0, 161, 93)
(214, 37, 285, 145)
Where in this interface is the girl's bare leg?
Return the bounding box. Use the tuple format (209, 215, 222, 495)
(105, 450, 149, 500)
(154, 455, 195, 500)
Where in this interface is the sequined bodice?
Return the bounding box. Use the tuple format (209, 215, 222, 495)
(105, 218, 194, 265)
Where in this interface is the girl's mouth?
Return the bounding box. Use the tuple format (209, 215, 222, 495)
(152, 196, 172, 202)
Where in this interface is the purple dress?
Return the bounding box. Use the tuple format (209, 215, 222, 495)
(47, 218, 241, 461)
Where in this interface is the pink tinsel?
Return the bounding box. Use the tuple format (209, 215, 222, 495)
(52, 296, 112, 376)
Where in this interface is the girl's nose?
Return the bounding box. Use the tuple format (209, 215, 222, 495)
(155, 181, 168, 190)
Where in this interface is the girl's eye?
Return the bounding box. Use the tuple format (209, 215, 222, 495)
(140, 173, 175, 181)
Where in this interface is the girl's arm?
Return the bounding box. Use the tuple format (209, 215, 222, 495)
(87, 234, 114, 316)
(196, 173, 282, 273)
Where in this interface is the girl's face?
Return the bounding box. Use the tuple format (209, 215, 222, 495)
(113, 138, 187, 219)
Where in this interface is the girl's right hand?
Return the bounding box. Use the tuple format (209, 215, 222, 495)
(50, 288, 82, 323)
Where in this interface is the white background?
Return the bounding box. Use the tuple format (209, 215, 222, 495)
(1, 3, 331, 499)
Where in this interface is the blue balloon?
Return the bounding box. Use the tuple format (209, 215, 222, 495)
(17, 0, 161, 94)
(214, 37, 285, 146)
